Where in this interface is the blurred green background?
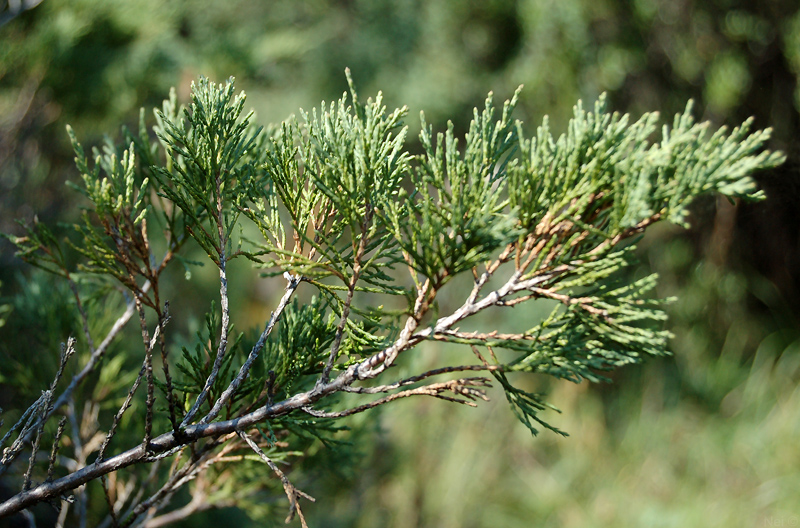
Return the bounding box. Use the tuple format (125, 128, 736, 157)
(1, 0, 799, 526)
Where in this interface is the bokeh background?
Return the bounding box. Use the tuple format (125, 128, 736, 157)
(1, 1, 799, 526)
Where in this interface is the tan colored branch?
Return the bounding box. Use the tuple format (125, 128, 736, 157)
(303, 377, 492, 419)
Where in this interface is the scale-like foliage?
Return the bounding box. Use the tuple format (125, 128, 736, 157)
(0, 74, 784, 526)
(151, 77, 264, 264)
(384, 90, 521, 284)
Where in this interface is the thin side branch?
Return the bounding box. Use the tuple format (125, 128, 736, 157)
(183, 177, 234, 425)
(303, 377, 492, 418)
(182, 255, 232, 426)
(237, 430, 314, 528)
(97, 317, 168, 462)
(343, 364, 499, 395)
(199, 272, 302, 424)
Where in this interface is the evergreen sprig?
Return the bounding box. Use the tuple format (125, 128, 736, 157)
(384, 89, 521, 284)
(0, 73, 784, 526)
(151, 77, 263, 265)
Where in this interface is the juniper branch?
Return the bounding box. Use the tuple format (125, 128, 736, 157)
(0, 74, 784, 525)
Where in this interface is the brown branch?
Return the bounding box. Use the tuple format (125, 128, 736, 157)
(434, 329, 536, 342)
(527, 287, 609, 318)
(588, 213, 663, 256)
(343, 364, 499, 395)
(304, 378, 492, 418)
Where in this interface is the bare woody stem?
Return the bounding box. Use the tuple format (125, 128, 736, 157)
(179, 254, 230, 426)
(133, 295, 156, 449)
(153, 301, 181, 433)
(238, 430, 314, 528)
(342, 364, 500, 395)
(318, 205, 373, 385)
(200, 272, 302, 424)
(318, 276, 357, 385)
(97, 319, 169, 462)
(182, 175, 231, 426)
(302, 377, 492, 419)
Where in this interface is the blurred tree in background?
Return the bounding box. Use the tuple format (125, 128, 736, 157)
(1, 0, 798, 526)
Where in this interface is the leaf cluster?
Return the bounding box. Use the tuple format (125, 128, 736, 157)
(384, 90, 521, 284)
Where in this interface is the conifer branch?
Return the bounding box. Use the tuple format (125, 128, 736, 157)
(0, 73, 784, 525)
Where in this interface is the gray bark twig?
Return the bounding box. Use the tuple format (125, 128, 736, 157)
(238, 430, 314, 528)
(198, 272, 302, 425)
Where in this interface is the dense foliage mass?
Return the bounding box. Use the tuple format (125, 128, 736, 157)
(2, 2, 799, 527)
(0, 71, 783, 526)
